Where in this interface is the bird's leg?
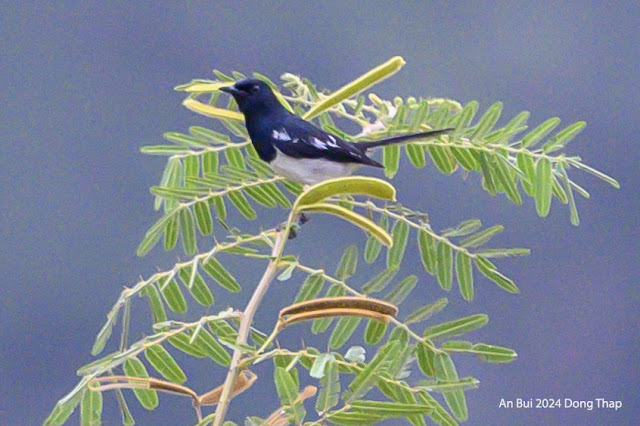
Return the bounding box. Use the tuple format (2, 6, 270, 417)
(278, 213, 310, 240)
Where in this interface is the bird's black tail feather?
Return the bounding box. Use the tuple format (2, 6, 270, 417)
(358, 128, 453, 150)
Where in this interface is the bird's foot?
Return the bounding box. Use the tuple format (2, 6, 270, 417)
(298, 213, 310, 225)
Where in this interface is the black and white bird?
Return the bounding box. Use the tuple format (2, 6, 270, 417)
(220, 78, 451, 185)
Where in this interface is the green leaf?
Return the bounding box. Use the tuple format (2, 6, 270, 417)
(405, 297, 448, 325)
(164, 132, 210, 147)
(277, 262, 296, 281)
(178, 267, 214, 306)
(202, 151, 219, 175)
(469, 343, 518, 363)
(336, 245, 358, 280)
(362, 268, 398, 294)
(543, 121, 586, 153)
(416, 391, 457, 426)
(193, 201, 213, 235)
(558, 164, 580, 226)
(474, 257, 519, 293)
(418, 377, 480, 393)
(151, 186, 208, 200)
(160, 278, 187, 314)
(472, 102, 503, 141)
(384, 275, 417, 305)
(459, 224, 503, 248)
(473, 248, 530, 258)
(406, 144, 426, 168)
(348, 341, 400, 401)
(179, 208, 197, 255)
(142, 285, 167, 324)
(492, 155, 522, 204)
(441, 219, 482, 238)
(417, 230, 437, 275)
(416, 341, 436, 377)
(502, 110, 530, 136)
(364, 215, 388, 264)
(449, 145, 478, 171)
(330, 317, 362, 349)
(224, 146, 245, 169)
(123, 357, 158, 410)
(212, 196, 227, 220)
(189, 126, 231, 144)
(91, 308, 119, 355)
(274, 367, 305, 423)
(428, 146, 456, 174)
(535, 158, 553, 217)
(435, 242, 453, 290)
(168, 332, 206, 358)
(163, 213, 179, 250)
(244, 185, 277, 208)
(345, 346, 366, 363)
(262, 182, 291, 207)
(316, 359, 340, 415)
(434, 352, 467, 421)
(227, 190, 257, 219)
(202, 258, 242, 292)
(476, 152, 496, 195)
(350, 400, 431, 415)
(424, 314, 488, 340)
(145, 345, 187, 384)
(309, 353, 334, 379)
(387, 220, 409, 268)
(364, 319, 388, 345)
(455, 252, 474, 301)
(80, 389, 102, 426)
(45, 377, 91, 426)
(137, 210, 179, 256)
(516, 152, 536, 196)
(566, 159, 620, 188)
(294, 273, 324, 302)
(383, 144, 401, 178)
(140, 145, 193, 155)
(521, 117, 560, 148)
(327, 411, 380, 425)
(192, 329, 231, 366)
(552, 173, 568, 203)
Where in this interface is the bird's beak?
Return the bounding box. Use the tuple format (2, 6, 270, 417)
(220, 85, 243, 97)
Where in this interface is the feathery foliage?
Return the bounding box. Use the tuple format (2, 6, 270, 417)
(47, 56, 617, 426)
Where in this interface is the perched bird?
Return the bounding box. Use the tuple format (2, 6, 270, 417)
(220, 78, 451, 185)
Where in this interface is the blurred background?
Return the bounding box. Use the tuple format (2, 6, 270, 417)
(1, 1, 638, 424)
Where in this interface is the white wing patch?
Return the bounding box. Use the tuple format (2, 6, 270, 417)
(310, 136, 328, 150)
(326, 134, 339, 148)
(272, 128, 291, 141)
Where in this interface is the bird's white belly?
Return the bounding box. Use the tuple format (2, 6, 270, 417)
(270, 150, 361, 184)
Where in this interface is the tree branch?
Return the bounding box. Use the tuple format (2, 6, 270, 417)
(212, 213, 295, 425)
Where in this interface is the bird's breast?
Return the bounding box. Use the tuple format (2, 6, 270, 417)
(269, 149, 361, 185)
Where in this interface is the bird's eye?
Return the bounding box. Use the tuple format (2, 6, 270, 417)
(251, 84, 260, 93)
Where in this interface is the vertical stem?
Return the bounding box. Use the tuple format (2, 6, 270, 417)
(212, 213, 294, 425)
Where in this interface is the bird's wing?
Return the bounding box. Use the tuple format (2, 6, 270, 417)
(269, 116, 382, 167)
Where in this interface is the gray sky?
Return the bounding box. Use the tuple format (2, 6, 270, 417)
(1, 1, 638, 424)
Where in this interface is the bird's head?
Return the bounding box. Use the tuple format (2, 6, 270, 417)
(220, 78, 281, 115)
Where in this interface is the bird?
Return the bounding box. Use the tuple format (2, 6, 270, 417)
(220, 78, 452, 185)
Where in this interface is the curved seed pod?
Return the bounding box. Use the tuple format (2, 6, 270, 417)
(197, 369, 257, 406)
(279, 296, 398, 318)
(281, 308, 393, 328)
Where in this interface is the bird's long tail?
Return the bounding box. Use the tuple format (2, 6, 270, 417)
(357, 128, 453, 150)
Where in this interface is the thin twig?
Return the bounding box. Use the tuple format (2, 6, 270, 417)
(212, 212, 295, 425)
